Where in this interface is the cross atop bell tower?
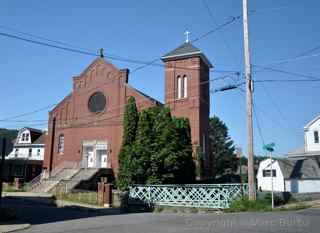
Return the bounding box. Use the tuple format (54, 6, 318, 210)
(184, 30, 191, 43)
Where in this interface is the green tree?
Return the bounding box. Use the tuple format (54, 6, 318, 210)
(122, 96, 138, 146)
(133, 110, 154, 184)
(147, 107, 195, 184)
(209, 116, 237, 178)
(117, 96, 139, 190)
(117, 104, 196, 189)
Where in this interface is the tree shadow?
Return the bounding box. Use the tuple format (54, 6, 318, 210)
(1, 195, 148, 226)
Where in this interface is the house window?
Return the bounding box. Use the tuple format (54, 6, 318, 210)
(22, 133, 25, 141)
(314, 131, 319, 143)
(14, 165, 24, 177)
(28, 148, 32, 157)
(183, 75, 187, 98)
(25, 133, 29, 142)
(263, 169, 276, 177)
(177, 76, 182, 99)
(58, 134, 64, 154)
(37, 149, 41, 156)
(15, 148, 19, 157)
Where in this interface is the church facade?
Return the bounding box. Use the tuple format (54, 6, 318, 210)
(43, 42, 213, 178)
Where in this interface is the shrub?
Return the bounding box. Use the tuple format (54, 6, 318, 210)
(226, 196, 272, 212)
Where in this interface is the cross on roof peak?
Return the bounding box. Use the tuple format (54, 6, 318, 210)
(184, 30, 191, 43)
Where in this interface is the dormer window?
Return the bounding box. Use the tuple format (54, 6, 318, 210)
(314, 131, 319, 143)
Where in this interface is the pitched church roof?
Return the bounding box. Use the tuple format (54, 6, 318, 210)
(161, 42, 213, 68)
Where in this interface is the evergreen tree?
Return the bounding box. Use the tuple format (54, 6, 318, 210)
(209, 116, 237, 178)
(117, 96, 139, 190)
(122, 96, 138, 146)
(167, 118, 195, 183)
(133, 110, 153, 184)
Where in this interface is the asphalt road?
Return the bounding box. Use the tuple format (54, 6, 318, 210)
(4, 198, 319, 233)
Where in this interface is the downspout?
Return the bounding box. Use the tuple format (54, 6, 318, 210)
(49, 117, 56, 175)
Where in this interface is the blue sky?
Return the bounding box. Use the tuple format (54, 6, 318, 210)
(0, 0, 319, 157)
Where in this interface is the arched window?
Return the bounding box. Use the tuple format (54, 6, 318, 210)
(58, 134, 64, 155)
(177, 75, 182, 99)
(183, 75, 187, 98)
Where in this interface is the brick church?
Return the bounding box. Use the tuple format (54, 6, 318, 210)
(43, 42, 213, 179)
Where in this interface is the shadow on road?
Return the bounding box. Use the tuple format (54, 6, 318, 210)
(1, 196, 146, 226)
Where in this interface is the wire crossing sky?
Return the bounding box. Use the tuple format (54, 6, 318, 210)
(0, 0, 319, 156)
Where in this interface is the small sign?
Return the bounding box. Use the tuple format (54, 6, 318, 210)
(263, 143, 275, 152)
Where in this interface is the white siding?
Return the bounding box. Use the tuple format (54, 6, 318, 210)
(305, 117, 320, 152)
(257, 159, 285, 192)
(7, 147, 44, 161)
(285, 179, 320, 193)
(17, 129, 31, 144)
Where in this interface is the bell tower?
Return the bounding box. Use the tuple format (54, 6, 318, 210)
(161, 42, 213, 177)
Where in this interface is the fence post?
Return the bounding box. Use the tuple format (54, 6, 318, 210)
(148, 186, 151, 206)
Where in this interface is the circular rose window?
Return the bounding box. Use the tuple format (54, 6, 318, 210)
(88, 92, 106, 113)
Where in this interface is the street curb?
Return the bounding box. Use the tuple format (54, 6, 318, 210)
(0, 222, 31, 233)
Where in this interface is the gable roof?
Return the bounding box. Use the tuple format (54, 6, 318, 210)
(304, 114, 320, 129)
(32, 133, 46, 145)
(161, 43, 213, 68)
(126, 84, 163, 106)
(277, 158, 320, 179)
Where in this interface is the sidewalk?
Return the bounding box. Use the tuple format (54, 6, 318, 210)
(2, 192, 55, 206)
(0, 221, 30, 233)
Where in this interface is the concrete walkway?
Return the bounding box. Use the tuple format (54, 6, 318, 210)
(0, 221, 30, 233)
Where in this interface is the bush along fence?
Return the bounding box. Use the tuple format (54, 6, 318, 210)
(128, 184, 248, 209)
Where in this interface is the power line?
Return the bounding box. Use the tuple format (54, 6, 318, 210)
(201, 0, 240, 68)
(130, 13, 243, 73)
(259, 83, 288, 129)
(0, 30, 239, 74)
(252, 102, 265, 146)
(258, 52, 320, 67)
(0, 104, 56, 122)
(0, 74, 233, 125)
(253, 65, 320, 80)
(254, 79, 320, 83)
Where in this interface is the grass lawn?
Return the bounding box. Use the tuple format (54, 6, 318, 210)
(55, 192, 99, 206)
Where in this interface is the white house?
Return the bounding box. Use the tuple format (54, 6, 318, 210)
(257, 158, 320, 193)
(3, 127, 46, 182)
(287, 115, 320, 158)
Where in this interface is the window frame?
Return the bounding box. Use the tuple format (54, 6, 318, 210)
(314, 131, 319, 144)
(183, 75, 187, 98)
(177, 75, 182, 99)
(58, 134, 65, 155)
(263, 169, 276, 177)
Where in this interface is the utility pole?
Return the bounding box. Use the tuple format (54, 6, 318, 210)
(269, 150, 274, 209)
(242, 0, 256, 200)
(0, 138, 7, 207)
(263, 143, 275, 209)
